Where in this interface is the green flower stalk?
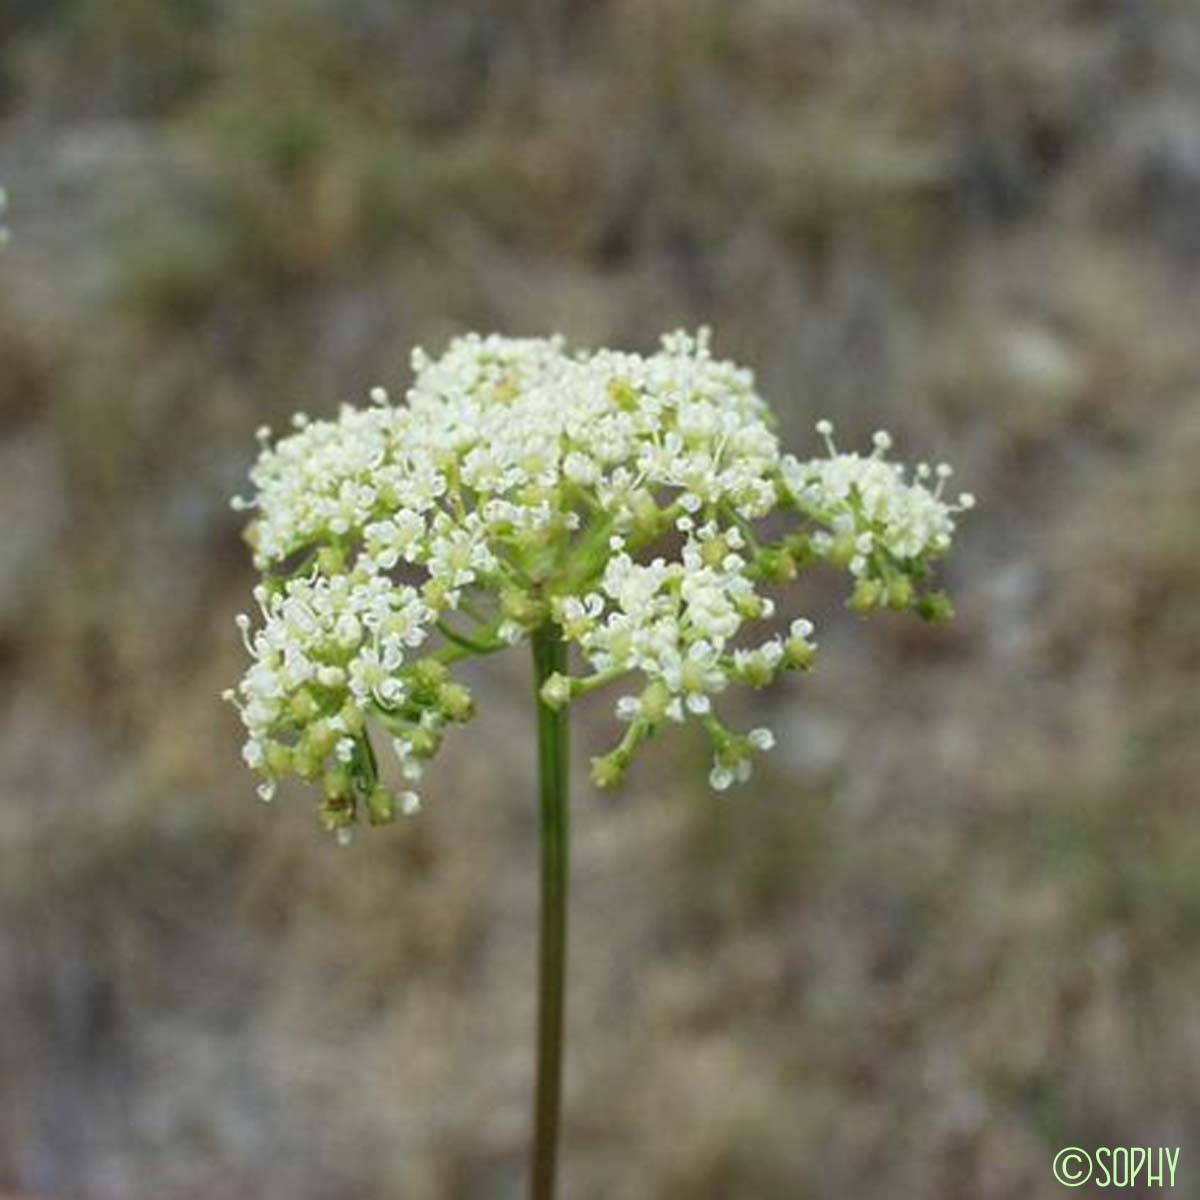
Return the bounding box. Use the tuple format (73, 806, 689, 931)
(225, 329, 973, 1196)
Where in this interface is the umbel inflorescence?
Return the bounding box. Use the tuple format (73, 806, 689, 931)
(225, 330, 973, 838)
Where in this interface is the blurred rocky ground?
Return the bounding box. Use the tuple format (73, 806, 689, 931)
(1, 1, 1198, 1197)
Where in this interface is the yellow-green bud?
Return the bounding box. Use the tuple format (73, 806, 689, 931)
(590, 753, 625, 789)
(289, 689, 320, 723)
(367, 787, 396, 826)
(266, 742, 293, 775)
(317, 544, 347, 574)
(915, 591, 955, 623)
(738, 655, 775, 688)
(422, 578, 449, 609)
(828, 531, 858, 569)
(783, 637, 815, 671)
(293, 748, 321, 781)
(755, 547, 796, 583)
(305, 719, 339, 758)
(609, 378, 639, 413)
(639, 680, 673, 724)
(680, 658, 708, 694)
(700, 537, 729, 569)
(733, 591, 765, 620)
(539, 672, 574, 710)
(784, 533, 816, 567)
(848, 578, 884, 613)
(322, 766, 352, 801)
(407, 726, 441, 758)
(318, 798, 354, 834)
(886, 575, 914, 610)
(500, 588, 544, 626)
(606, 626, 633, 664)
(411, 659, 449, 691)
(438, 682, 474, 722)
(631, 491, 661, 534)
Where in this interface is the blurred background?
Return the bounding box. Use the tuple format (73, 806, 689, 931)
(1, 1, 1198, 1197)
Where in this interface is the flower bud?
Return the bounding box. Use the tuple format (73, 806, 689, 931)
(422, 578, 450, 609)
(293, 748, 321, 781)
(630, 490, 662, 535)
(783, 533, 816, 566)
(639, 680, 673, 724)
(848, 578, 884, 613)
(886, 574, 914, 610)
(915, 591, 955, 623)
(700, 537, 729, 569)
(590, 751, 628, 789)
(783, 636, 815, 671)
(305, 719, 339, 759)
(265, 742, 293, 776)
(680, 658, 708, 695)
(367, 787, 397, 826)
(736, 652, 775, 689)
(501, 588, 545, 627)
(319, 795, 355, 835)
(340, 703, 365, 734)
(754, 547, 796, 583)
(406, 725, 442, 759)
(539, 672, 574, 710)
(322, 766, 352, 801)
(317, 544, 347, 574)
(437, 682, 474, 722)
(289, 689, 320, 723)
(733, 591, 765, 620)
(608, 379, 639, 413)
(410, 658, 449, 692)
(826, 530, 858, 568)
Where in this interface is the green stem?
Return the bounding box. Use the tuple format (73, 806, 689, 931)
(436, 618, 499, 655)
(530, 624, 569, 1200)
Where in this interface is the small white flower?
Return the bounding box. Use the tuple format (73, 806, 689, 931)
(748, 728, 775, 751)
(709, 765, 735, 792)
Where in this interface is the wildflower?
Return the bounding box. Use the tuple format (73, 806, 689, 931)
(227, 330, 972, 835)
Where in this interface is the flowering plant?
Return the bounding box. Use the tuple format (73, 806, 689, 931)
(226, 329, 972, 1196)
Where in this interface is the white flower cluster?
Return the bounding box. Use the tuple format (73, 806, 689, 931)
(782, 421, 974, 616)
(227, 329, 972, 838)
(550, 525, 817, 790)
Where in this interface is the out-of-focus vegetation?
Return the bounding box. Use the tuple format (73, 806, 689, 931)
(1, 2, 1199, 1197)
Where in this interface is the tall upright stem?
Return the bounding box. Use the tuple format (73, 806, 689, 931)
(531, 624, 569, 1200)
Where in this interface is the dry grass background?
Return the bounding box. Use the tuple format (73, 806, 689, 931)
(1, 1, 1199, 1197)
